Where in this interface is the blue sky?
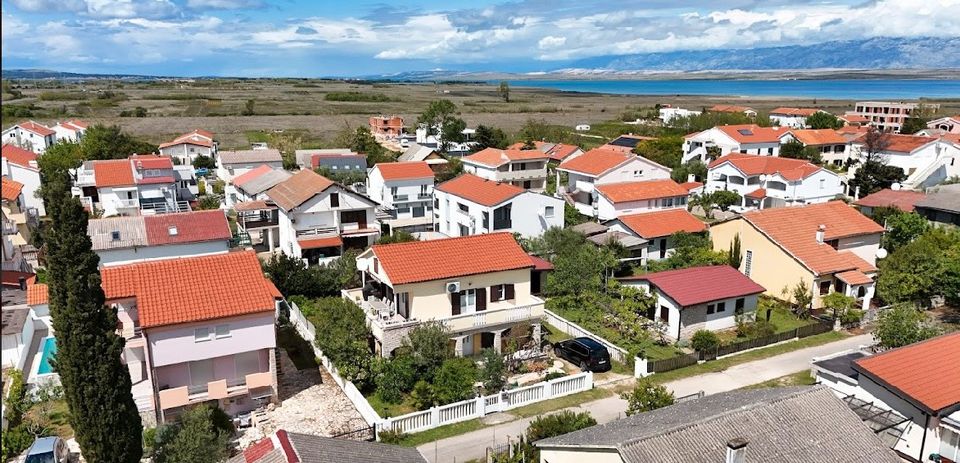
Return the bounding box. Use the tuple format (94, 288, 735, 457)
(2, 0, 958, 77)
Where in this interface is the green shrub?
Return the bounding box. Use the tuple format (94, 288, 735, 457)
(479, 348, 507, 392)
(736, 317, 777, 339)
(1, 425, 35, 462)
(543, 371, 567, 381)
(841, 309, 864, 325)
(690, 330, 721, 352)
(411, 380, 435, 410)
(432, 358, 478, 405)
(376, 355, 417, 404)
(324, 92, 395, 102)
(621, 379, 675, 416)
(526, 410, 597, 441)
(377, 428, 406, 444)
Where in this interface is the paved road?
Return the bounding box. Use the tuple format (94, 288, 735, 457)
(417, 333, 872, 463)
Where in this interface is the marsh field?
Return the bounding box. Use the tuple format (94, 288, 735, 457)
(3, 78, 958, 149)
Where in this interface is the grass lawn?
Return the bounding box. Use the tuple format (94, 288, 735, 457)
(367, 393, 418, 418)
(392, 419, 486, 447)
(649, 331, 848, 385)
(25, 400, 73, 439)
(766, 307, 814, 332)
(742, 370, 816, 389)
(508, 388, 614, 418)
(549, 308, 683, 361)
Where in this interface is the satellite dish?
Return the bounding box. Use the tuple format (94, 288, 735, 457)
(876, 248, 888, 259)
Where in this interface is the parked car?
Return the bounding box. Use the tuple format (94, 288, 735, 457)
(24, 436, 70, 463)
(553, 337, 611, 372)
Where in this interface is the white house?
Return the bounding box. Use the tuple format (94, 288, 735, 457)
(86, 210, 232, 267)
(367, 161, 435, 235)
(555, 148, 671, 217)
(659, 106, 702, 124)
(73, 155, 190, 216)
(850, 134, 960, 190)
(779, 129, 850, 168)
(811, 332, 960, 463)
(2, 179, 33, 274)
(225, 165, 291, 208)
(158, 129, 217, 165)
(705, 153, 844, 210)
(593, 179, 690, 221)
(768, 107, 824, 128)
(216, 149, 283, 183)
(51, 120, 88, 143)
(926, 115, 960, 134)
(682, 125, 788, 164)
(707, 104, 757, 118)
(461, 148, 550, 191)
(619, 265, 765, 340)
(2, 144, 44, 216)
(434, 174, 563, 239)
(266, 169, 379, 266)
(2, 121, 56, 154)
(605, 208, 708, 264)
(1, 304, 37, 371)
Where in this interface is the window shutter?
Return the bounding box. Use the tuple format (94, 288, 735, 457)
(476, 288, 487, 311)
(489, 286, 500, 303)
(451, 291, 461, 315)
(505, 284, 515, 300)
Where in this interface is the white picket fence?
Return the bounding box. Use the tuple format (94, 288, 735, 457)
(382, 371, 594, 435)
(287, 301, 595, 438)
(544, 309, 630, 364)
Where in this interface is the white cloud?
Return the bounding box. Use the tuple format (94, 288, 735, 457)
(538, 36, 566, 50)
(185, 0, 262, 9)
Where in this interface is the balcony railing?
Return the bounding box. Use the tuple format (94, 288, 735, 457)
(443, 301, 544, 333)
(158, 372, 273, 410)
(497, 168, 548, 181)
(116, 198, 139, 209)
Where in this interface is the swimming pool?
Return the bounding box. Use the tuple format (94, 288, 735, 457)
(37, 337, 57, 375)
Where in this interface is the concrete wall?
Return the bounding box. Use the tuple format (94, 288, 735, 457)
(148, 311, 276, 367)
(596, 196, 686, 221)
(96, 241, 229, 266)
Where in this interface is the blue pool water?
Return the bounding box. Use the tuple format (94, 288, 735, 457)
(38, 337, 57, 375)
(501, 79, 960, 99)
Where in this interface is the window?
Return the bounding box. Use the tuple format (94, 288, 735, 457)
(707, 304, 716, 314)
(819, 280, 832, 295)
(397, 207, 410, 214)
(235, 351, 261, 378)
(544, 206, 555, 218)
(659, 306, 669, 322)
(939, 427, 960, 462)
(819, 179, 825, 190)
(390, 187, 398, 197)
(420, 184, 428, 195)
(189, 359, 214, 386)
(493, 204, 512, 230)
(458, 203, 469, 213)
(459, 224, 469, 236)
(194, 327, 211, 342)
(744, 250, 753, 276)
(329, 192, 339, 207)
(215, 324, 231, 339)
(735, 298, 745, 315)
(492, 284, 507, 301)
(482, 211, 489, 229)
(633, 170, 642, 178)
(716, 302, 726, 312)
(461, 289, 477, 312)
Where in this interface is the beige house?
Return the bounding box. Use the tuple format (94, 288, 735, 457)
(710, 201, 885, 310)
(344, 233, 544, 357)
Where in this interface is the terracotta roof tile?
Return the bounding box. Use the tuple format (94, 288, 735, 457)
(708, 105, 754, 113)
(462, 148, 548, 168)
(853, 332, 960, 413)
(27, 283, 48, 305)
(557, 148, 630, 177)
(529, 255, 554, 271)
(93, 159, 136, 188)
(745, 188, 767, 199)
(506, 141, 581, 161)
(436, 174, 524, 207)
(101, 251, 276, 328)
(2, 177, 24, 202)
(770, 107, 821, 117)
(375, 161, 435, 181)
(708, 153, 823, 181)
(854, 189, 926, 212)
(266, 169, 334, 211)
(621, 265, 765, 307)
(2, 144, 38, 168)
(17, 121, 55, 137)
(143, 210, 231, 246)
(858, 134, 937, 153)
(835, 270, 873, 286)
(615, 209, 707, 239)
(596, 179, 688, 204)
(372, 233, 532, 285)
(785, 129, 847, 146)
(679, 181, 703, 192)
(742, 201, 885, 275)
(131, 154, 174, 170)
(159, 129, 215, 149)
(716, 125, 788, 144)
(298, 235, 343, 250)
(232, 164, 275, 187)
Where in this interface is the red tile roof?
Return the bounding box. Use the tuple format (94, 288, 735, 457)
(159, 129, 215, 149)
(615, 209, 707, 239)
(708, 153, 823, 181)
(101, 251, 276, 328)
(266, 169, 334, 211)
(93, 159, 136, 188)
(131, 154, 174, 170)
(556, 148, 630, 177)
(854, 188, 926, 212)
(529, 255, 554, 271)
(17, 121, 55, 137)
(27, 283, 48, 305)
(716, 125, 787, 144)
(835, 270, 873, 286)
(234, 200, 276, 212)
(770, 107, 821, 117)
(679, 181, 703, 192)
(371, 233, 533, 285)
(785, 129, 847, 146)
(463, 148, 548, 168)
(143, 210, 231, 246)
(232, 164, 274, 188)
(745, 188, 767, 199)
(436, 173, 524, 207)
(708, 105, 754, 114)
(375, 161, 435, 181)
(2, 144, 38, 168)
(298, 235, 343, 250)
(853, 332, 960, 414)
(840, 114, 871, 124)
(596, 179, 688, 204)
(742, 201, 885, 275)
(860, 134, 938, 153)
(506, 141, 581, 161)
(2, 177, 24, 202)
(621, 265, 765, 307)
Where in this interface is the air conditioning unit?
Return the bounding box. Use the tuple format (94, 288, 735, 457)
(446, 281, 460, 293)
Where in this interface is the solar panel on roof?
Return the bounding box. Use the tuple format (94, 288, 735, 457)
(737, 129, 754, 136)
(609, 137, 641, 148)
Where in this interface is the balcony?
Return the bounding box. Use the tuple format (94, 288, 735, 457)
(496, 168, 548, 182)
(116, 198, 139, 209)
(443, 301, 544, 333)
(157, 372, 273, 410)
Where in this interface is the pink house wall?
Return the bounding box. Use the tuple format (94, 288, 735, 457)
(154, 348, 270, 389)
(147, 311, 275, 367)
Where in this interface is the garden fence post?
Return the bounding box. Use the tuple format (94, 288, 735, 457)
(431, 406, 440, 427)
(476, 395, 485, 418)
(543, 378, 552, 398)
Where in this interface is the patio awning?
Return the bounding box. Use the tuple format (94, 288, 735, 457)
(745, 188, 767, 199)
(298, 235, 343, 250)
(836, 270, 873, 286)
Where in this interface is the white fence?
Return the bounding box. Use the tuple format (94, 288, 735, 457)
(382, 371, 594, 435)
(544, 309, 630, 364)
(287, 301, 595, 439)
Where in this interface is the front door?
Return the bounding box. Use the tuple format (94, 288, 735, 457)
(462, 335, 474, 356)
(659, 238, 667, 259)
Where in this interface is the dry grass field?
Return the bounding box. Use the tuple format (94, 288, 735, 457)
(3, 78, 958, 149)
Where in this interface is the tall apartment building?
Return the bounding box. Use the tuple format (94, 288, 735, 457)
(848, 101, 940, 133)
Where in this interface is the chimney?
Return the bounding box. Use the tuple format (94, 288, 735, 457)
(687, 174, 696, 183)
(726, 438, 748, 463)
(18, 277, 27, 291)
(816, 224, 826, 244)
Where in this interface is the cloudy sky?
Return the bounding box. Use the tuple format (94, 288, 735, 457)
(2, 0, 958, 76)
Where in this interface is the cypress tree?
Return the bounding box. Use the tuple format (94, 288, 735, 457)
(41, 165, 143, 462)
